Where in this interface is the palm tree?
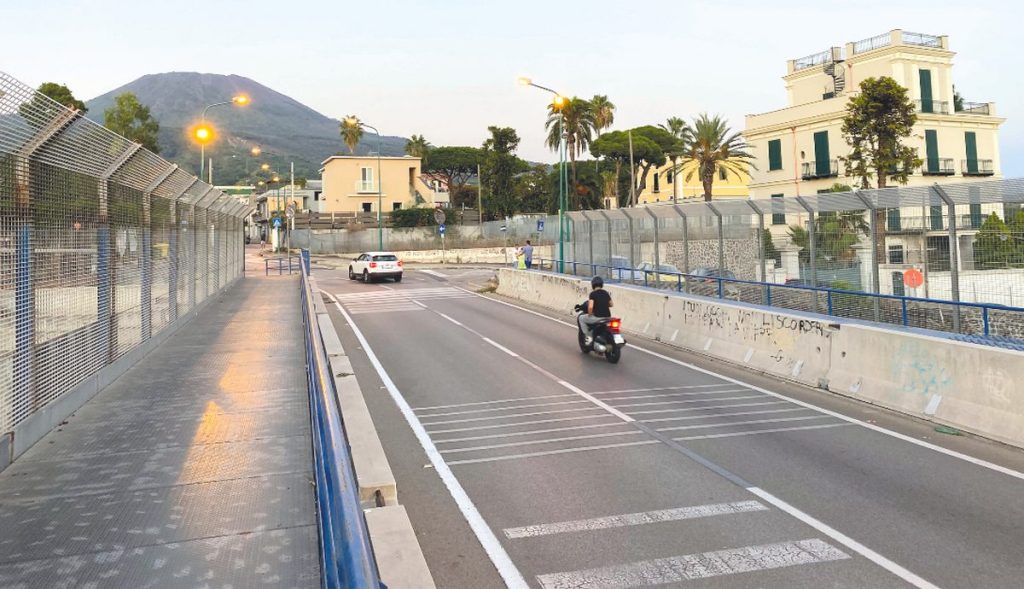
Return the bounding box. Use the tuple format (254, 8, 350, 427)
(660, 117, 690, 202)
(340, 115, 363, 154)
(405, 134, 431, 158)
(590, 95, 616, 135)
(677, 113, 754, 202)
(545, 97, 595, 197)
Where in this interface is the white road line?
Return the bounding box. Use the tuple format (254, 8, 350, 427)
(412, 300, 429, 308)
(674, 423, 851, 441)
(641, 401, 791, 421)
(651, 407, 814, 427)
(421, 406, 605, 426)
(613, 394, 771, 409)
(433, 422, 628, 444)
(627, 395, 768, 415)
(418, 399, 590, 418)
(419, 269, 447, 278)
(441, 430, 644, 454)
(482, 337, 519, 357)
(657, 415, 831, 433)
(591, 383, 737, 394)
(557, 381, 634, 423)
(414, 394, 576, 412)
(348, 307, 424, 315)
(748, 489, 940, 589)
(426, 414, 618, 435)
(534, 539, 850, 589)
(436, 312, 463, 326)
(597, 388, 750, 402)
(325, 293, 530, 589)
(446, 440, 659, 466)
(503, 500, 768, 539)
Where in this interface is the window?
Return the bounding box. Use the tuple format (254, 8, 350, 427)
(771, 194, 786, 225)
(969, 203, 982, 228)
(964, 131, 979, 174)
(768, 139, 782, 171)
(667, 170, 674, 183)
(361, 167, 373, 182)
(888, 245, 905, 264)
(653, 172, 660, 193)
(813, 131, 830, 176)
(892, 272, 906, 297)
(362, 202, 372, 212)
(887, 208, 902, 231)
(919, 69, 933, 113)
(719, 167, 727, 181)
(930, 205, 944, 230)
(925, 130, 939, 172)
(393, 202, 402, 210)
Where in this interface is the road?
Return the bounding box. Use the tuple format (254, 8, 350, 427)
(316, 265, 1024, 589)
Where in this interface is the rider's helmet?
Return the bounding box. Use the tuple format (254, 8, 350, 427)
(591, 276, 604, 289)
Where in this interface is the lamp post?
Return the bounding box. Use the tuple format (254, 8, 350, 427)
(344, 117, 384, 250)
(199, 95, 250, 183)
(518, 77, 567, 272)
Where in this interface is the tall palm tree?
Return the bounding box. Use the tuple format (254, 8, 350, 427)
(678, 113, 754, 202)
(590, 95, 616, 135)
(545, 97, 595, 195)
(660, 117, 690, 202)
(405, 134, 431, 158)
(340, 115, 363, 154)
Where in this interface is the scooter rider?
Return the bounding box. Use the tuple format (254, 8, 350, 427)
(579, 276, 613, 345)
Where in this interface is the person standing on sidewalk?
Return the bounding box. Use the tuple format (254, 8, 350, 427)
(522, 240, 534, 269)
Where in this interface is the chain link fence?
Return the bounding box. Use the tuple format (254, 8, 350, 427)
(1, 71, 253, 442)
(560, 179, 1024, 342)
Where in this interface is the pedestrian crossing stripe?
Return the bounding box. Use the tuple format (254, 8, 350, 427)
(334, 287, 474, 314)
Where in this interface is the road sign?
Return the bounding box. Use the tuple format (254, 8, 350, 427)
(499, 225, 507, 232)
(537, 219, 545, 232)
(434, 208, 446, 224)
(904, 268, 924, 289)
(439, 223, 446, 235)
(272, 217, 282, 228)
(286, 203, 295, 219)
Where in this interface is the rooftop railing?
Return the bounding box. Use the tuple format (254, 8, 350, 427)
(903, 31, 943, 48)
(794, 49, 832, 71)
(957, 101, 991, 115)
(853, 33, 891, 54)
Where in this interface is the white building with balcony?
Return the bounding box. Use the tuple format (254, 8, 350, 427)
(319, 155, 449, 214)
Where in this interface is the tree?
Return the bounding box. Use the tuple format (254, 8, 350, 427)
(590, 95, 616, 135)
(405, 134, 431, 158)
(18, 82, 88, 132)
(841, 76, 922, 262)
(38, 82, 87, 113)
(481, 126, 527, 219)
(514, 165, 556, 214)
(788, 211, 868, 263)
(973, 213, 1022, 269)
(340, 115, 363, 154)
(659, 117, 691, 201)
(590, 127, 677, 207)
(545, 96, 595, 194)
(422, 146, 482, 205)
(673, 114, 753, 202)
(953, 85, 965, 112)
(103, 92, 160, 153)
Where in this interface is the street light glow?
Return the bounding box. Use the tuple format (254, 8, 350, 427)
(552, 94, 566, 109)
(517, 76, 532, 86)
(261, 163, 270, 171)
(272, 175, 280, 182)
(193, 124, 214, 144)
(344, 116, 360, 127)
(232, 95, 250, 106)
(251, 146, 261, 156)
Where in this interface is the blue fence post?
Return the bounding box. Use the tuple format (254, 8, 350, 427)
(982, 306, 990, 336)
(717, 278, 724, 299)
(302, 249, 311, 274)
(826, 291, 834, 315)
(766, 284, 772, 306)
(901, 298, 909, 326)
(14, 222, 34, 410)
(677, 274, 682, 292)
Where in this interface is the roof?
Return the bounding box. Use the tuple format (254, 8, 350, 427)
(321, 155, 421, 166)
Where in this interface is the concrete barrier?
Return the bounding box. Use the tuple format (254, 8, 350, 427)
(365, 505, 437, 589)
(496, 268, 1024, 449)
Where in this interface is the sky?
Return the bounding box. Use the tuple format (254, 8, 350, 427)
(1, 0, 1020, 175)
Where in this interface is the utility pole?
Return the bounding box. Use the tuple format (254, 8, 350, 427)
(628, 130, 636, 207)
(477, 163, 483, 224)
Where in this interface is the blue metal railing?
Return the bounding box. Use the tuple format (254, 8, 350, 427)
(532, 257, 1024, 342)
(266, 254, 303, 275)
(299, 250, 384, 589)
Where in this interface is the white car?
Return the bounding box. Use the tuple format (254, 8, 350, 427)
(349, 251, 403, 282)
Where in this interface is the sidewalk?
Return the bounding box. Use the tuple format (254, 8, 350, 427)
(0, 272, 319, 587)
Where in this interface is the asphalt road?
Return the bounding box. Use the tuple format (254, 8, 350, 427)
(317, 265, 1024, 589)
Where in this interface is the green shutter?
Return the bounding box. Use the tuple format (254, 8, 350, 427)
(969, 203, 982, 228)
(919, 69, 933, 113)
(768, 140, 782, 171)
(930, 206, 944, 230)
(925, 130, 939, 172)
(965, 131, 978, 174)
(813, 131, 830, 176)
(771, 194, 785, 225)
(887, 208, 901, 231)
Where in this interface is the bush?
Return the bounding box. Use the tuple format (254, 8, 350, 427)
(390, 207, 459, 228)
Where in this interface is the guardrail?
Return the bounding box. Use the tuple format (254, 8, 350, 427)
(532, 257, 1024, 342)
(299, 252, 384, 589)
(265, 254, 304, 275)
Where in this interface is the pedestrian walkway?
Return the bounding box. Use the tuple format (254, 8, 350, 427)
(0, 275, 319, 588)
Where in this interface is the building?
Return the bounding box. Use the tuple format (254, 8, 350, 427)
(319, 155, 448, 214)
(636, 161, 750, 205)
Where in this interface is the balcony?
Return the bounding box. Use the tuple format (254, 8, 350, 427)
(793, 49, 833, 71)
(354, 180, 378, 193)
(962, 159, 995, 176)
(902, 31, 942, 49)
(886, 214, 988, 233)
(922, 158, 955, 176)
(916, 99, 949, 115)
(801, 160, 839, 180)
(956, 101, 991, 115)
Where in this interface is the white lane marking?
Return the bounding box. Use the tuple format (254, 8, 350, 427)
(641, 401, 791, 421)
(535, 538, 850, 589)
(412, 300, 428, 308)
(414, 394, 576, 412)
(420, 406, 605, 426)
(597, 388, 750, 402)
(613, 394, 771, 409)
(441, 430, 644, 454)
(482, 337, 519, 357)
(427, 414, 617, 435)
(378, 284, 394, 290)
(674, 423, 851, 441)
(658, 415, 831, 433)
(434, 422, 629, 444)
(436, 312, 463, 326)
(652, 408, 815, 427)
(557, 381, 634, 423)
(420, 269, 448, 278)
(503, 500, 769, 539)
(748, 488, 940, 589)
(325, 293, 530, 589)
(591, 383, 737, 394)
(446, 440, 659, 466)
(626, 395, 768, 414)
(419, 399, 590, 418)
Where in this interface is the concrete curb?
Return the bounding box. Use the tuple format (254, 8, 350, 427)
(365, 505, 437, 589)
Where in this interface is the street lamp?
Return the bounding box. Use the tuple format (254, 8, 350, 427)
(518, 76, 568, 272)
(344, 116, 384, 250)
(198, 94, 250, 183)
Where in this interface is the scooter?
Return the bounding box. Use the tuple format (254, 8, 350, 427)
(574, 304, 625, 364)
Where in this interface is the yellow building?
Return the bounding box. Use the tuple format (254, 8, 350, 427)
(319, 155, 448, 213)
(636, 161, 750, 205)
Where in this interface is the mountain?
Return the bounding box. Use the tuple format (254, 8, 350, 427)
(85, 72, 409, 185)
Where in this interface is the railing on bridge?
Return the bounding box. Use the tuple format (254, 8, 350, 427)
(265, 254, 304, 275)
(299, 250, 385, 588)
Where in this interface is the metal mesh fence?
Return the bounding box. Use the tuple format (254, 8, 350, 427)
(0, 71, 253, 438)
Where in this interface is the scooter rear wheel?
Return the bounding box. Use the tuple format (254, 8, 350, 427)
(605, 344, 621, 364)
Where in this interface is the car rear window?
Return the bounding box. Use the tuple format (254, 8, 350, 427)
(373, 254, 398, 261)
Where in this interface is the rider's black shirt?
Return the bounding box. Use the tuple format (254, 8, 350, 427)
(589, 289, 612, 318)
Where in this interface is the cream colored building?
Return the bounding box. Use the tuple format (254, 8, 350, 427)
(319, 155, 448, 213)
(637, 161, 750, 205)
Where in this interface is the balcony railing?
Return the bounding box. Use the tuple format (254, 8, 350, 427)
(923, 158, 955, 176)
(887, 214, 988, 232)
(916, 99, 949, 114)
(956, 101, 991, 115)
(794, 50, 832, 71)
(801, 160, 839, 180)
(354, 180, 377, 193)
(853, 33, 891, 54)
(962, 159, 995, 176)
(902, 31, 942, 48)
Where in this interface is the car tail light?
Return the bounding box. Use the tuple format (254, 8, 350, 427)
(369, 262, 377, 268)
(608, 318, 622, 333)
(397, 260, 403, 267)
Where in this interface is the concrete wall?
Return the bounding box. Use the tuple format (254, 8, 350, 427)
(496, 268, 1024, 448)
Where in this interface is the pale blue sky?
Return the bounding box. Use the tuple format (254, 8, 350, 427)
(1, 0, 1020, 174)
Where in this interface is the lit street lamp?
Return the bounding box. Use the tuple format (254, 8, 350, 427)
(518, 76, 568, 272)
(344, 116, 384, 250)
(198, 95, 250, 183)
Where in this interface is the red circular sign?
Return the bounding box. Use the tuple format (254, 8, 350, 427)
(903, 268, 924, 289)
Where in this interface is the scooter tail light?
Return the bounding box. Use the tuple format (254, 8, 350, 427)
(608, 318, 622, 333)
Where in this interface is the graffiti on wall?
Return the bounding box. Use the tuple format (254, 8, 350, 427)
(890, 340, 952, 396)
